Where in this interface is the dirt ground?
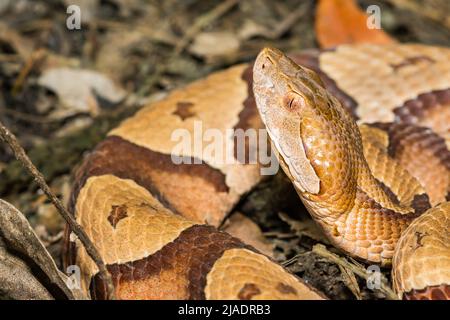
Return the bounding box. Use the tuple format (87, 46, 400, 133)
(0, 0, 449, 300)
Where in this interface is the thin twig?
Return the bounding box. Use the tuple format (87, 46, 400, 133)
(0, 107, 63, 123)
(260, 2, 310, 39)
(173, 0, 240, 55)
(338, 264, 362, 300)
(0, 120, 115, 300)
(312, 244, 398, 300)
(137, 0, 239, 96)
(12, 48, 47, 96)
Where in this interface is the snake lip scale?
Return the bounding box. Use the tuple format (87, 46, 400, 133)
(65, 44, 450, 300)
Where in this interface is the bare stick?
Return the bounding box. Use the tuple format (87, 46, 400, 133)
(0, 120, 115, 300)
(262, 2, 309, 40)
(312, 244, 398, 300)
(173, 0, 239, 55)
(138, 0, 239, 95)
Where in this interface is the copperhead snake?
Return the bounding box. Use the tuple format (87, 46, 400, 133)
(64, 43, 450, 300)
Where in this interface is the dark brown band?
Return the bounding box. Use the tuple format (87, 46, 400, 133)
(68, 135, 229, 216)
(394, 88, 450, 126)
(90, 224, 254, 300)
(404, 284, 450, 300)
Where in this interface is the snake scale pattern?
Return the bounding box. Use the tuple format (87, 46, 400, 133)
(64, 43, 450, 300)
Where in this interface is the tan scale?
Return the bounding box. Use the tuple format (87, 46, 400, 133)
(110, 64, 261, 197)
(359, 125, 426, 207)
(74, 176, 324, 300)
(319, 44, 450, 123)
(74, 175, 195, 292)
(391, 130, 449, 206)
(205, 249, 324, 300)
(112, 268, 191, 300)
(392, 202, 450, 299)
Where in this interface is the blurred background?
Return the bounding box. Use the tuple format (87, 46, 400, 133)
(0, 0, 448, 299)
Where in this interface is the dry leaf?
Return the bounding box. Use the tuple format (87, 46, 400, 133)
(41, 52, 81, 70)
(38, 68, 126, 119)
(109, 0, 154, 18)
(278, 212, 329, 243)
(222, 212, 274, 257)
(95, 30, 147, 81)
(0, 237, 54, 299)
(238, 19, 268, 40)
(338, 265, 362, 299)
(0, 22, 33, 59)
(312, 244, 398, 300)
(189, 31, 240, 61)
(315, 0, 395, 48)
(0, 199, 85, 300)
(95, 24, 177, 82)
(54, 117, 93, 138)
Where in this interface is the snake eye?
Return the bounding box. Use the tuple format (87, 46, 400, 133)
(282, 93, 305, 112)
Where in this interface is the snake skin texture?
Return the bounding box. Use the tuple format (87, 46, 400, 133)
(392, 202, 449, 300)
(253, 45, 449, 300)
(66, 43, 449, 300)
(65, 64, 323, 300)
(67, 174, 323, 299)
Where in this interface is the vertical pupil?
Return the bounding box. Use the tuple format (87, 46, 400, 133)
(289, 98, 295, 109)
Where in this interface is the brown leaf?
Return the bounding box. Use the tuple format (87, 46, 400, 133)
(278, 212, 329, 244)
(338, 265, 362, 300)
(37, 68, 127, 119)
(315, 0, 395, 49)
(222, 212, 274, 257)
(0, 22, 33, 59)
(0, 200, 85, 300)
(189, 31, 241, 61)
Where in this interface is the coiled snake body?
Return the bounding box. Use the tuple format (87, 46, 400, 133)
(65, 43, 450, 300)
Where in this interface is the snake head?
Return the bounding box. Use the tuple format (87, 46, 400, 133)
(253, 47, 361, 197)
(253, 47, 323, 194)
(253, 47, 324, 117)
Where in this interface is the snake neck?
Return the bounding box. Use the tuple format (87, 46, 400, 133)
(252, 47, 435, 264)
(296, 106, 430, 264)
(299, 102, 422, 221)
